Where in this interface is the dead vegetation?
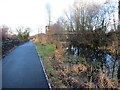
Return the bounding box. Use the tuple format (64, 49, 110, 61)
(35, 40, 119, 88)
(52, 62, 119, 88)
(41, 38, 120, 88)
(98, 69, 119, 88)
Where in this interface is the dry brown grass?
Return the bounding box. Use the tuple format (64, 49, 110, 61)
(33, 38, 39, 43)
(85, 82, 96, 88)
(53, 42, 66, 62)
(70, 64, 87, 74)
(98, 69, 119, 88)
(55, 63, 120, 88)
(36, 40, 120, 88)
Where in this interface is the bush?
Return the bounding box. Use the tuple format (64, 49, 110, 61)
(2, 38, 24, 58)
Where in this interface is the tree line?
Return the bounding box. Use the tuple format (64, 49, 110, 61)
(45, 0, 120, 80)
(1, 26, 30, 58)
(48, 0, 119, 55)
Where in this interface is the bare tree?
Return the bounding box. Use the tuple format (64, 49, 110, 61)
(118, 0, 120, 28)
(57, 16, 68, 31)
(37, 26, 42, 43)
(64, 0, 102, 47)
(46, 3, 51, 26)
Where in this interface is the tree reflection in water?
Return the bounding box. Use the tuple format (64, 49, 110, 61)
(66, 44, 120, 79)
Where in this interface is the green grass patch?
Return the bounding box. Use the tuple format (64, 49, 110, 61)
(35, 43, 56, 77)
(35, 43, 56, 57)
(35, 43, 60, 87)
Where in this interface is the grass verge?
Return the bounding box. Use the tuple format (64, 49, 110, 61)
(35, 43, 65, 87)
(35, 43, 119, 88)
(35, 43, 55, 57)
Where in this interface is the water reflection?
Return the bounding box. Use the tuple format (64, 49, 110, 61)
(66, 44, 120, 79)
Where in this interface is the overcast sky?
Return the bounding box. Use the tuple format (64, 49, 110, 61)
(0, 0, 118, 36)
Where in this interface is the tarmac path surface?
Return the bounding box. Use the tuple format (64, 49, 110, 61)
(2, 40, 49, 88)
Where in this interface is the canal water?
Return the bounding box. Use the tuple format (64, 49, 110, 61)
(66, 44, 120, 79)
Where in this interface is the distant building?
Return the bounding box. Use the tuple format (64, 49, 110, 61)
(45, 25, 53, 44)
(0, 26, 8, 40)
(45, 26, 51, 33)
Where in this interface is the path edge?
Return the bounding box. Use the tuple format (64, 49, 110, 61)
(34, 45, 52, 89)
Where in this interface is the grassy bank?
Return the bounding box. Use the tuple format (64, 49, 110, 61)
(35, 43, 55, 57)
(35, 43, 65, 87)
(35, 43, 119, 88)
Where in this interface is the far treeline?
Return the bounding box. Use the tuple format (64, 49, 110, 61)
(41, 0, 120, 81)
(45, 0, 120, 55)
(1, 26, 30, 58)
(33, 0, 120, 88)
